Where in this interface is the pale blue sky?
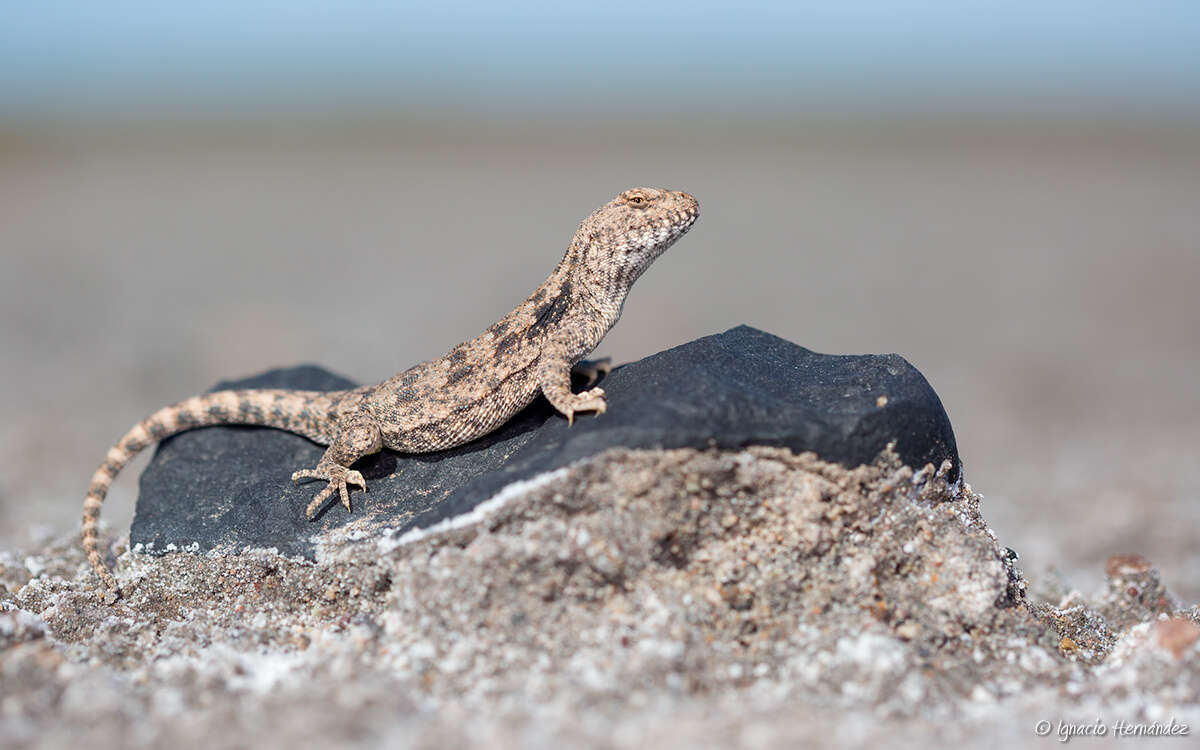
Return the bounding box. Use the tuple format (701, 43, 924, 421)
(2, 1, 1198, 121)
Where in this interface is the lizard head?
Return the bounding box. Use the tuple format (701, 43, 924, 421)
(575, 187, 700, 295)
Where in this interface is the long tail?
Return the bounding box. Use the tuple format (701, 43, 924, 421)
(82, 388, 342, 597)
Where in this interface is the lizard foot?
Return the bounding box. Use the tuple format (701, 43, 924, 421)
(291, 464, 367, 519)
(563, 387, 607, 426)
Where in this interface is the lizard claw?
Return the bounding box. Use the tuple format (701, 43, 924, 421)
(292, 465, 367, 519)
(340, 469, 366, 511)
(564, 387, 607, 426)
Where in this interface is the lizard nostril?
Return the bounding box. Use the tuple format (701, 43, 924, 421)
(672, 191, 699, 215)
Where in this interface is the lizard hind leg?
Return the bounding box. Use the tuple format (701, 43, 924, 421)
(291, 413, 382, 520)
(571, 357, 612, 389)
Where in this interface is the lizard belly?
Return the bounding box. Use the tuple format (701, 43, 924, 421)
(374, 370, 542, 454)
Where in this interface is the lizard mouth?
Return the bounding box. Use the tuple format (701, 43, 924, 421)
(644, 215, 696, 252)
(671, 211, 699, 238)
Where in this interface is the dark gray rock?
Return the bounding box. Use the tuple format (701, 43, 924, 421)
(131, 325, 959, 559)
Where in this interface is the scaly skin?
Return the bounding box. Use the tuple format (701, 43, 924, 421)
(82, 187, 700, 599)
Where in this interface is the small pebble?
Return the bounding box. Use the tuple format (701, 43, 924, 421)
(1154, 617, 1200, 659)
(895, 622, 921, 641)
(1105, 554, 1152, 578)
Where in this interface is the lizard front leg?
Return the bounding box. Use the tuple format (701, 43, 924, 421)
(538, 340, 607, 426)
(291, 411, 382, 519)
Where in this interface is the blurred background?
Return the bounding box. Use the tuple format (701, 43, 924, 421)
(2, 2, 1197, 598)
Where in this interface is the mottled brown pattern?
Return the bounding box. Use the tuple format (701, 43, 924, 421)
(81, 187, 699, 600)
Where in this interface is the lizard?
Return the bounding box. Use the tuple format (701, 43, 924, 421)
(81, 187, 700, 599)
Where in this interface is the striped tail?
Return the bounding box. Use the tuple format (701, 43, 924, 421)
(82, 388, 341, 598)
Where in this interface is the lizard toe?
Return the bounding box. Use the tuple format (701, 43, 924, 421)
(298, 464, 367, 518)
(562, 389, 606, 425)
(305, 482, 337, 519)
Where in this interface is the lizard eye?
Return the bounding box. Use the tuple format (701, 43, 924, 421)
(628, 195, 647, 206)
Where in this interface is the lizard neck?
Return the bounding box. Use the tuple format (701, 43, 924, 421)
(494, 236, 625, 363)
(563, 236, 629, 328)
(565, 250, 628, 357)
(509, 240, 622, 362)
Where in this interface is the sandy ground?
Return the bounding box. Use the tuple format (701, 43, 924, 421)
(1, 118, 1197, 602)
(3, 447, 1197, 749)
